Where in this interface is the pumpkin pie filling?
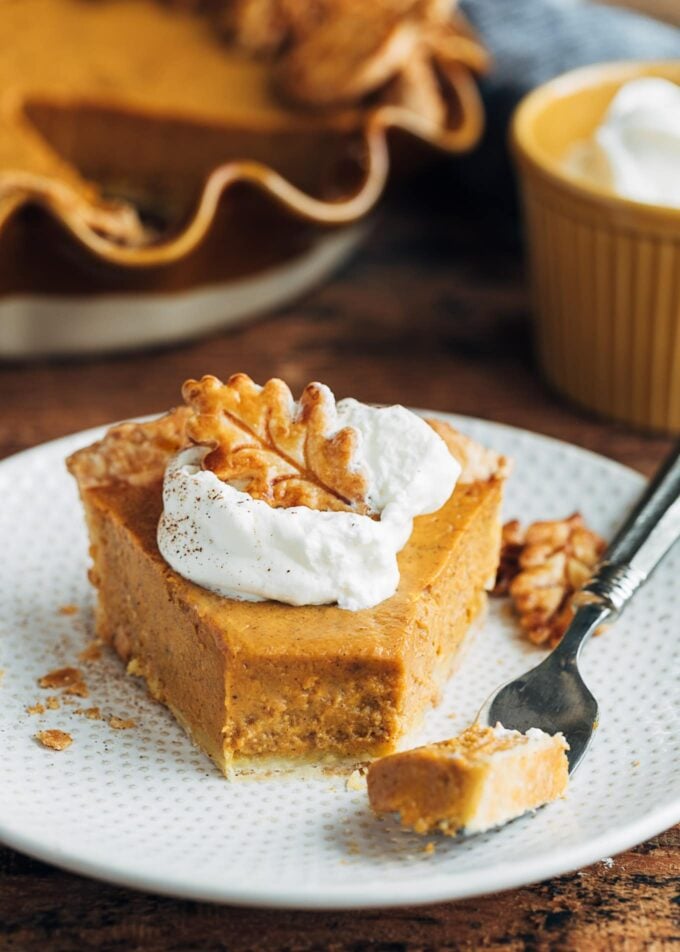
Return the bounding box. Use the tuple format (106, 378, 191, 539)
(67, 376, 508, 775)
(367, 723, 570, 834)
(0, 0, 487, 257)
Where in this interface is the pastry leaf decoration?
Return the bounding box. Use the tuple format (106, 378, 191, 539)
(182, 373, 372, 514)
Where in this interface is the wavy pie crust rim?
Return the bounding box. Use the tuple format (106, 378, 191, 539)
(0, 1, 486, 270)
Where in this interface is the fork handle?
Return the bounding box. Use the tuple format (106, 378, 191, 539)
(582, 442, 680, 615)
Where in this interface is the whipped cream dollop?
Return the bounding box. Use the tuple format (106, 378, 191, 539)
(157, 398, 460, 611)
(564, 78, 680, 209)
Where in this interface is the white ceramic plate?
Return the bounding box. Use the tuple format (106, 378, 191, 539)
(0, 414, 678, 909)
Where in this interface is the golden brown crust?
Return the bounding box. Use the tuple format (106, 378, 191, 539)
(0, 0, 487, 261)
(215, 0, 291, 53)
(427, 20, 491, 75)
(276, 4, 422, 107)
(35, 729, 73, 751)
(109, 716, 137, 730)
(425, 418, 512, 484)
(66, 379, 509, 519)
(183, 373, 372, 514)
(73, 706, 102, 720)
(78, 642, 103, 664)
(66, 407, 192, 490)
(213, 0, 329, 51)
(272, 0, 487, 119)
(158, 0, 488, 119)
(38, 667, 84, 690)
(383, 52, 447, 127)
(0, 171, 149, 247)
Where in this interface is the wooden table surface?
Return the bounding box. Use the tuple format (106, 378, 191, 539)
(1, 170, 677, 950)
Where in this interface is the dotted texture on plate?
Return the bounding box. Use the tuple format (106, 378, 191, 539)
(0, 415, 678, 908)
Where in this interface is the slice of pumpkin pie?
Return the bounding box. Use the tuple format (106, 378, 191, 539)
(367, 723, 569, 835)
(67, 374, 509, 775)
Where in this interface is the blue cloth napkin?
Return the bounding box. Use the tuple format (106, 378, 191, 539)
(453, 0, 680, 207)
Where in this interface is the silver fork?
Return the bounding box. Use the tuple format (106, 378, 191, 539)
(478, 443, 680, 773)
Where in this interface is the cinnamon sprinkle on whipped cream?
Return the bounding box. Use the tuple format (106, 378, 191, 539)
(158, 385, 460, 611)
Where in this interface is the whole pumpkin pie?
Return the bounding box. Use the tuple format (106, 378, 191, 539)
(0, 0, 486, 254)
(67, 375, 508, 775)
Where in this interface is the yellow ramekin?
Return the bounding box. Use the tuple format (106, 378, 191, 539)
(512, 61, 680, 434)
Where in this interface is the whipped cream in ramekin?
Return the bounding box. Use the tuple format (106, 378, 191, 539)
(564, 77, 680, 209)
(157, 398, 460, 611)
